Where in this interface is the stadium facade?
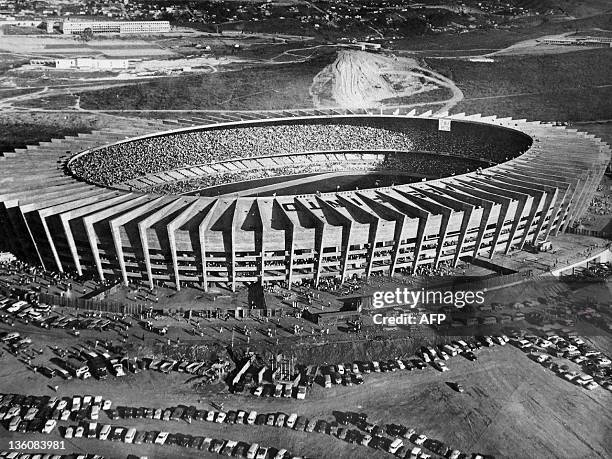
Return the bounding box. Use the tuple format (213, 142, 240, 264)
(0, 110, 609, 291)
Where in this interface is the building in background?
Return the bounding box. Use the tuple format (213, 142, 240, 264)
(54, 58, 130, 70)
(59, 20, 170, 35)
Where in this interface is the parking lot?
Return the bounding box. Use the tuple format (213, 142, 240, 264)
(1, 337, 610, 458)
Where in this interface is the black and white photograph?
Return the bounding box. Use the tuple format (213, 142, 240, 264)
(0, 1, 611, 458)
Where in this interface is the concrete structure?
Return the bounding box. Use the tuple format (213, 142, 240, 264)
(59, 20, 170, 35)
(540, 36, 612, 47)
(54, 58, 130, 70)
(0, 110, 609, 293)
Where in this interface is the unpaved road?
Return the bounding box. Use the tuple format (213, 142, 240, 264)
(310, 50, 463, 114)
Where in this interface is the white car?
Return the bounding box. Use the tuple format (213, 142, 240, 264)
(247, 410, 257, 425)
(64, 426, 74, 439)
(415, 434, 427, 445)
(336, 364, 345, 375)
(253, 386, 264, 397)
(42, 420, 57, 434)
(285, 413, 298, 429)
(102, 399, 112, 410)
(24, 407, 38, 420)
(155, 431, 169, 445)
(8, 416, 21, 432)
(563, 372, 580, 382)
(74, 425, 84, 438)
(585, 381, 599, 390)
(206, 411, 216, 422)
(274, 449, 288, 459)
(215, 411, 226, 423)
(98, 424, 111, 441)
(361, 434, 372, 447)
(60, 410, 70, 421)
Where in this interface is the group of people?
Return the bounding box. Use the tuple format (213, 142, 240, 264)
(139, 152, 485, 196)
(70, 119, 526, 188)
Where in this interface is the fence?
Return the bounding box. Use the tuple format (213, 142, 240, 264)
(566, 226, 612, 240)
(38, 291, 284, 319)
(39, 292, 148, 314)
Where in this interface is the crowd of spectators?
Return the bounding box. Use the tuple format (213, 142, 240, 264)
(69, 118, 530, 187)
(142, 152, 485, 195)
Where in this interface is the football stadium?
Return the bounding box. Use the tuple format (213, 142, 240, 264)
(0, 109, 609, 292)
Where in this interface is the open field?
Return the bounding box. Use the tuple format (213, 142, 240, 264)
(0, 36, 176, 58)
(394, 11, 612, 52)
(70, 51, 336, 111)
(427, 48, 612, 121)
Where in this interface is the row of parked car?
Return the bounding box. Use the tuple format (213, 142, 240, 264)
(63, 422, 299, 459)
(0, 393, 112, 433)
(314, 336, 498, 390)
(0, 295, 128, 334)
(512, 333, 612, 391)
(330, 411, 493, 459)
(383, 420, 492, 459)
(0, 453, 106, 459)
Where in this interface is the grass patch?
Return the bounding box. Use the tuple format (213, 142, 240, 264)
(15, 93, 78, 110)
(394, 12, 612, 51)
(77, 51, 335, 111)
(428, 48, 612, 121)
(380, 87, 452, 106)
(455, 87, 612, 122)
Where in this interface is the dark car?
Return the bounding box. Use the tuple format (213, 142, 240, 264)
(232, 382, 245, 394)
(387, 423, 407, 437)
(144, 431, 156, 444)
(347, 429, 361, 444)
(180, 435, 192, 448)
(337, 412, 349, 425)
(295, 416, 307, 431)
(226, 410, 237, 424)
(190, 436, 204, 449)
(315, 420, 329, 433)
(28, 418, 44, 433)
(464, 351, 477, 361)
(233, 443, 247, 457)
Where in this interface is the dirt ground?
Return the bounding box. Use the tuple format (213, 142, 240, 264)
(309, 50, 462, 113)
(1, 345, 610, 458)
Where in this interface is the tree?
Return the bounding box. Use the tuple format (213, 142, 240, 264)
(80, 27, 94, 42)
